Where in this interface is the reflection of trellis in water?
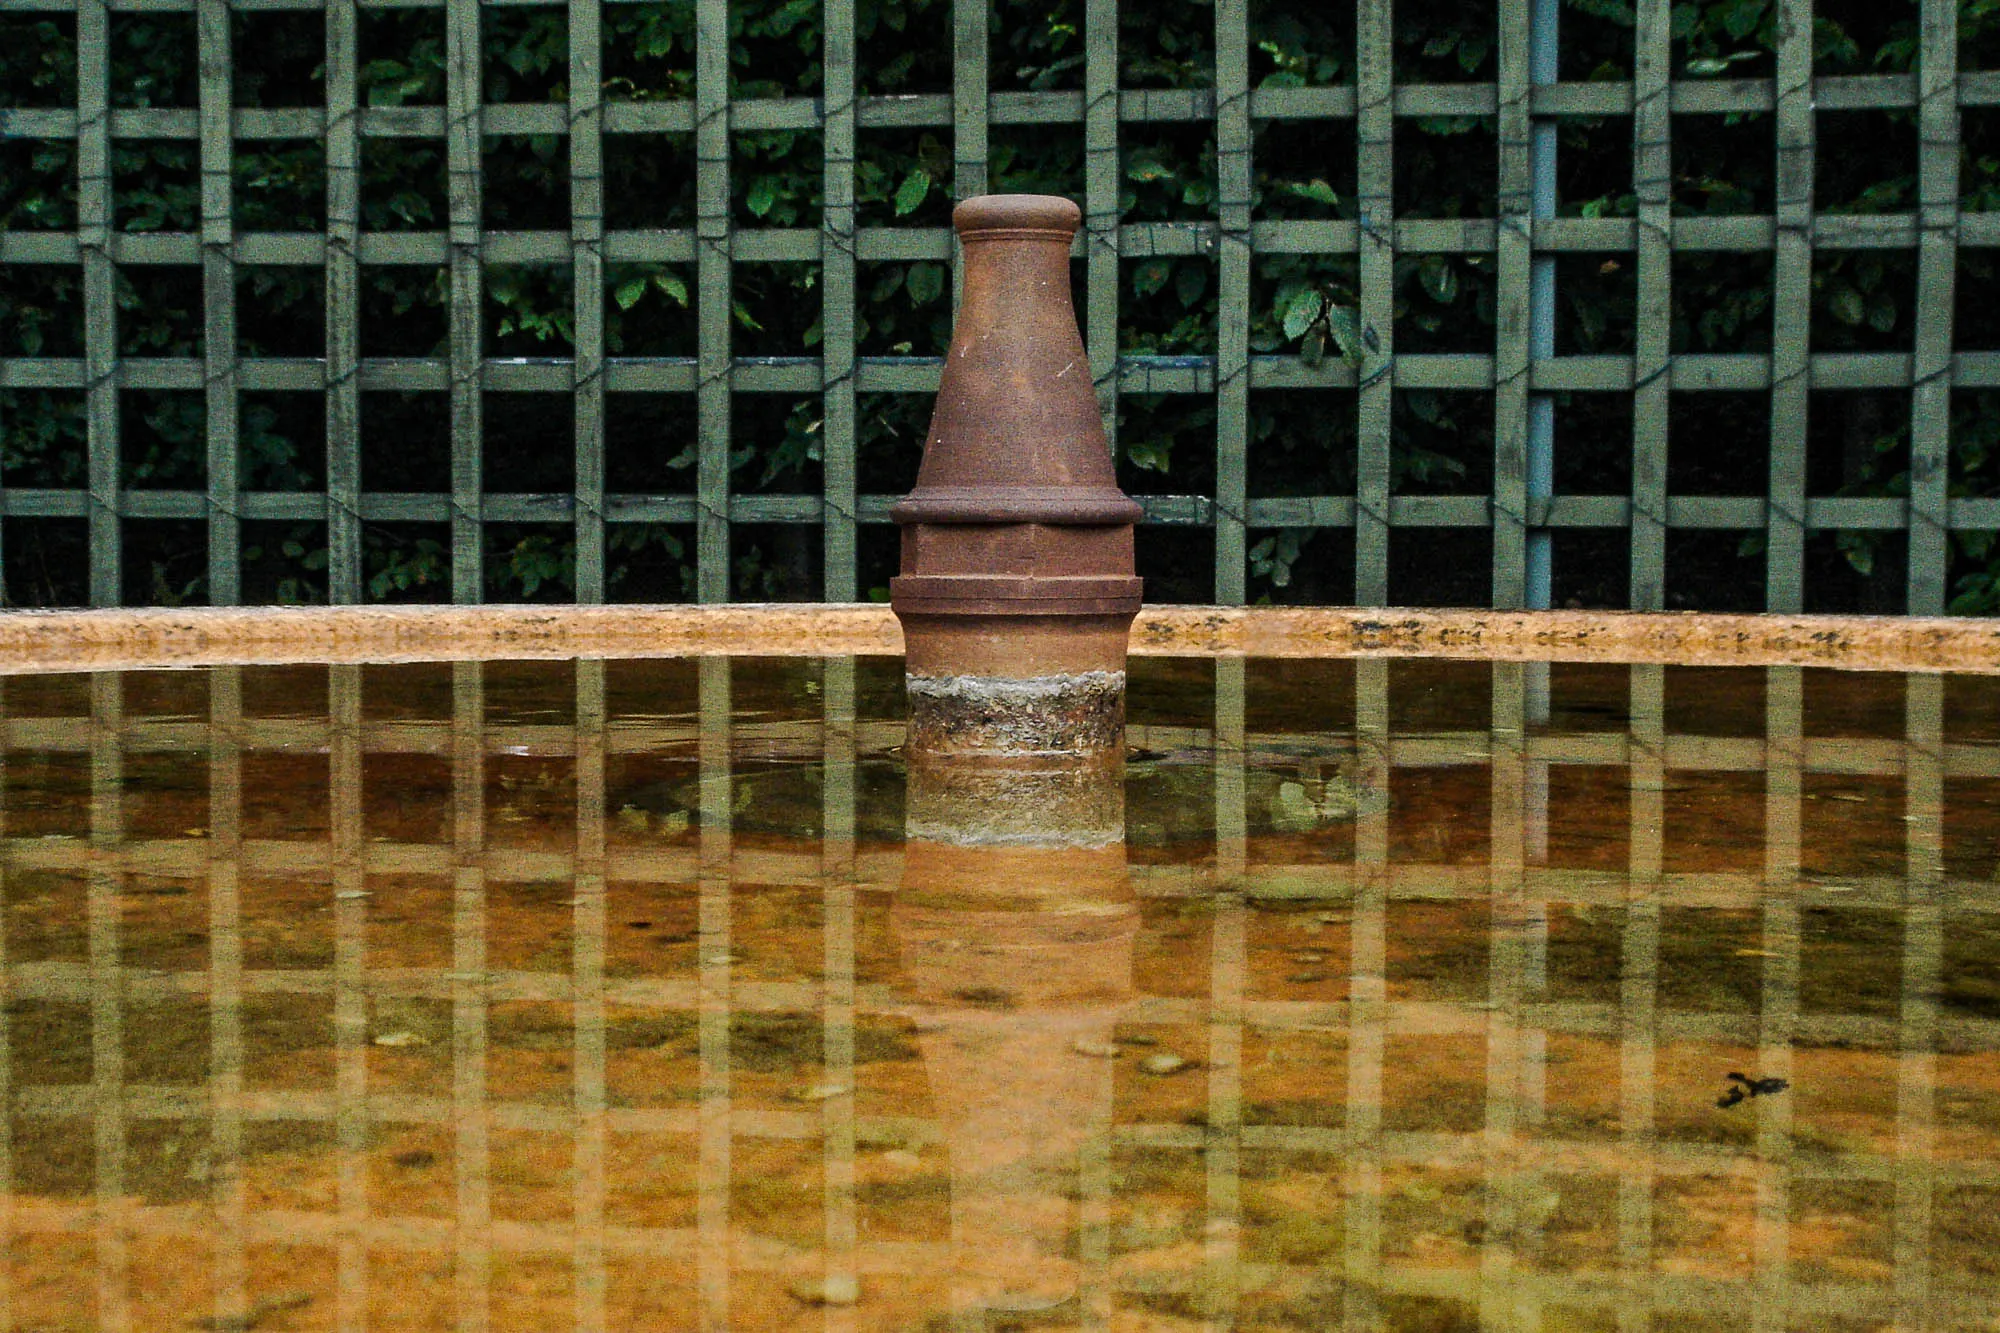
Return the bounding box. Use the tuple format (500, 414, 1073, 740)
(0, 0, 1993, 610)
(0, 656, 1996, 1327)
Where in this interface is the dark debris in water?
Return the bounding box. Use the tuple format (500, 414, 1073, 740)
(1716, 1071, 1790, 1109)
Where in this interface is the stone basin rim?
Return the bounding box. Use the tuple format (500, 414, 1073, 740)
(0, 604, 1994, 676)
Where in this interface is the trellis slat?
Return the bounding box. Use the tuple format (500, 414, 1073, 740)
(1354, 0, 1394, 605)
(1765, 0, 1815, 614)
(445, 0, 485, 603)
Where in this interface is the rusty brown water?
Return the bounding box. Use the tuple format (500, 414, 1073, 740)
(1, 655, 1997, 1331)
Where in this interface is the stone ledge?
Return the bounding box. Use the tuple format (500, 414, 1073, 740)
(0, 603, 1995, 675)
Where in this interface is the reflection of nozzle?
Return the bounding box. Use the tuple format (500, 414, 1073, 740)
(905, 754, 1126, 850)
(894, 755, 1134, 1319)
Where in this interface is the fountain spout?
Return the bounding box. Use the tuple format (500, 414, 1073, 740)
(890, 194, 1143, 762)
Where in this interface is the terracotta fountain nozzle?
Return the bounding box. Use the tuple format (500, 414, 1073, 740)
(890, 194, 1143, 762)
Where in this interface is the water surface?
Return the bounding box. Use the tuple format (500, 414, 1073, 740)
(2, 656, 1998, 1330)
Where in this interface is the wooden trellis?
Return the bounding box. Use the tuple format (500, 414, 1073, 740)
(0, 0, 1992, 609)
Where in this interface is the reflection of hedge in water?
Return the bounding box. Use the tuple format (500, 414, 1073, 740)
(4, 0, 1999, 608)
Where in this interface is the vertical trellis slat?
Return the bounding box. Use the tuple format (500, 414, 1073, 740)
(1629, 0, 1672, 611)
(77, 0, 118, 607)
(951, 0, 988, 202)
(571, 0, 607, 603)
(822, 0, 858, 601)
(1084, 0, 1121, 476)
(445, 0, 485, 603)
(197, 0, 238, 604)
(694, 0, 731, 603)
(1765, 0, 1815, 614)
(1354, 0, 1394, 605)
(1493, 0, 1534, 609)
(1212, 0, 1251, 605)
(324, 0, 363, 602)
(1908, 0, 1960, 614)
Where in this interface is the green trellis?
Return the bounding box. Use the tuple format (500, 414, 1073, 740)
(0, 0, 1991, 610)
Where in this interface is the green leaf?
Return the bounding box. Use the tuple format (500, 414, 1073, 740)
(1125, 436, 1171, 472)
(1420, 258, 1459, 304)
(1132, 259, 1173, 299)
(905, 261, 944, 306)
(1124, 148, 1176, 183)
(746, 175, 779, 217)
(1828, 285, 1866, 326)
(653, 271, 689, 305)
(1301, 330, 1326, 368)
(893, 168, 931, 216)
(1289, 178, 1339, 207)
(1866, 291, 1897, 334)
(614, 276, 649, 310)
(1281, 289, 1324, 342)
(1325, 305, 1362, 361)
(1686, 48, 1762, 75)
(1837, 531, 1876, 577)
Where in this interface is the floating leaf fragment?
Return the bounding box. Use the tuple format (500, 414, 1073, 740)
(788, 1274, 860, 1307)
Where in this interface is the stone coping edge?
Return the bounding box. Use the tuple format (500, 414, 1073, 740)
(0, 603, 1994, 675)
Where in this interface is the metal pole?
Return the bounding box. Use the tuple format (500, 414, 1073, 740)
(1526, 0, 1559, 613)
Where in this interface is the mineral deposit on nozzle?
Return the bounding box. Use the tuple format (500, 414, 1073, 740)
(905, 670, 1126, 758)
